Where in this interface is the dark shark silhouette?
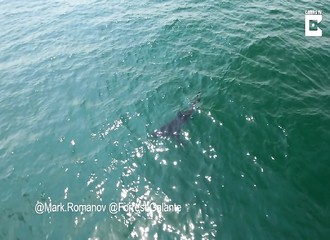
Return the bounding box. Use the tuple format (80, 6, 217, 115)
(152, 93, 201, 141)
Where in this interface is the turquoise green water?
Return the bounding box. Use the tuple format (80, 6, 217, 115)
(1, 0, 330, 239)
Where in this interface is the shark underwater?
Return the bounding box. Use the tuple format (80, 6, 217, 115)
(151, 93, 201, 142)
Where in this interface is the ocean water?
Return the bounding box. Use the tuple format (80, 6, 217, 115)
(1, 0, 330, 239)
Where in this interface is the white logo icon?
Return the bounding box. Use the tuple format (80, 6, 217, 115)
(305, 10, 322, 37)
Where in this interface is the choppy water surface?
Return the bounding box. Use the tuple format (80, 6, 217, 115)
(1, 0, 330, 239)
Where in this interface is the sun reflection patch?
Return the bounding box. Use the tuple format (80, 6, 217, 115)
(245, 115, 255, 122)
(144, 141, 169, 153)
(100, 119, 123, 138)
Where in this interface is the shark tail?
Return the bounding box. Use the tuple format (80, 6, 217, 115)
(191, 92, 201, 109)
